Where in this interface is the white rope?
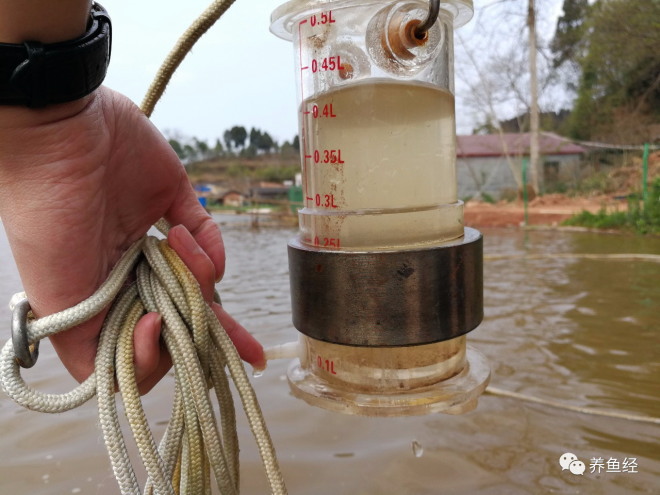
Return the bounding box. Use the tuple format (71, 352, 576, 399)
(0, 238, 287, 494)
(485, 386, 660, 425)
(0, 239, 144, 414)
(484, 253, 660, 263)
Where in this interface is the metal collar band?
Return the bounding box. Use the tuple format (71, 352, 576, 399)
(288, 227, 483, 347)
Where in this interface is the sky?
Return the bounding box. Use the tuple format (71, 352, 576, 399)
(104, 0, 565, 146)
(105, 0, 300, 145)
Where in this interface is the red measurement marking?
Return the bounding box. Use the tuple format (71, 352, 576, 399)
(311, 56, 345, 73)
(314, 193, 338, 208)
(311, 103, 337, 118)
(305, 196, 314, 202)
(316, 355, 337, 374)
(313, 149, 344, 164)
(298, 19, 309, 197)
(314, 236, 341, 248)
(309, 11, 336, 27)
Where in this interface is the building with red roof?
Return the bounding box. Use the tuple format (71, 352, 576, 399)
(456, 132, 585, 199)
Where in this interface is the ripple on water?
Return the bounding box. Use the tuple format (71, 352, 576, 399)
(1, 225, 659, 493)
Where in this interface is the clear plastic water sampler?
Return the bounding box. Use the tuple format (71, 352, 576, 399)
(271, 0, 489, 416)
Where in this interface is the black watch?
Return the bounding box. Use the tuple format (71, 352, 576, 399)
(0, 3, 111, 108)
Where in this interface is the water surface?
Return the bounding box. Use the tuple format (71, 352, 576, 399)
(0, 219, 658, 494)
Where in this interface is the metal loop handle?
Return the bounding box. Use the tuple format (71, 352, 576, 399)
(415, 0, 440, 38)
(11, 297, 39, 368)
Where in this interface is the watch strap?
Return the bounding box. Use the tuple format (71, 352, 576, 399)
(0, 3, 111, 108)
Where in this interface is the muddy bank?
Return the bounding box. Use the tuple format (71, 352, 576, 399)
(464, 194, 628, 228)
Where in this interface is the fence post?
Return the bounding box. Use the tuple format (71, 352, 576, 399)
(642, 143, 649, 209)
(522, 157, 529, 226)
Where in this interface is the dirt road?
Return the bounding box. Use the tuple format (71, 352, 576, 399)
(463, 194, 628, 228)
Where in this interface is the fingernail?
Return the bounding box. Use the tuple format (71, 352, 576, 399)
(171, 224, 202, 256)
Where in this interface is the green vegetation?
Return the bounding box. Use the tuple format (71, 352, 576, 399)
(167, 126, 299, 164)
(551, 0, 659, 143)
(563, 178, 660, 234)
(481, 192, 496, 204)
(168, 125, 300, 185)
(225, 163, 299, 182)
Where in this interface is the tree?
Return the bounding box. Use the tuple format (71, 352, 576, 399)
(163, 128, 296, 162)
(213, 138, 223, 157)
(279, 139, 298, 159)
(257, 131, 276, 154)
(183, 144, 198, 163)
(456, 0, 562, 193)
(550, 0, 590, 70)
(560, 0, 660, 142)
(228, 126, 248, 151)
(194, 138, 210, 160)
(223, 129, 233, 153)
(168, 138, 185, 161)
(246, 127, 278, 155)
(249, 127, 262, 154)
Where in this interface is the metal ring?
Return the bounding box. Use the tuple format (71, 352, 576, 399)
(11, 298, 39, 368)
(288, 228, 483, 346)
(415, 0, 440, 38)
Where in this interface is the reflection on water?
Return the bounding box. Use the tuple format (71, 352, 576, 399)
(0, 218, 658, 494)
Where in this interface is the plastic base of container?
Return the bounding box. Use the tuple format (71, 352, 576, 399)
(287, 345, 490, 417)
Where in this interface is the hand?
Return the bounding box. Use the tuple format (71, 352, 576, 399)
(0, 88, 264, 393)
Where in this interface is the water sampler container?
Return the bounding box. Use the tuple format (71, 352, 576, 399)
(270, 0, 489, 416)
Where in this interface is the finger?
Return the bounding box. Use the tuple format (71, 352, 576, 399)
(211, 302, 266, 369)
(132, 312, 172, 395)
(167, 224, 216, 303)
(169, 225, 265, 368)
(49, 311, 108, 383)
(165, 177, 226, 281)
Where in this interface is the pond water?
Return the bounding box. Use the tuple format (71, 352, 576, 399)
(0, 217, 658, 494)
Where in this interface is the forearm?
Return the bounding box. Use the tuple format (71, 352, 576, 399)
(0, 1, 104, 295)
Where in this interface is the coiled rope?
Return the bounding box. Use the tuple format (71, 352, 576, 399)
(1, 238, 286, 493)
(1, 0, 287, 493)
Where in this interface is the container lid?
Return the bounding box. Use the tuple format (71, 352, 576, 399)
(270, 0, 474, 39)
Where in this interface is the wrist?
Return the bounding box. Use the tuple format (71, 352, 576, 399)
(0, 0, 91, 125)
(0, 93, 93, 129)
(0, 2, 110, 109)
(0, 90, 100, 185)
(0, 1, 91, 44)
